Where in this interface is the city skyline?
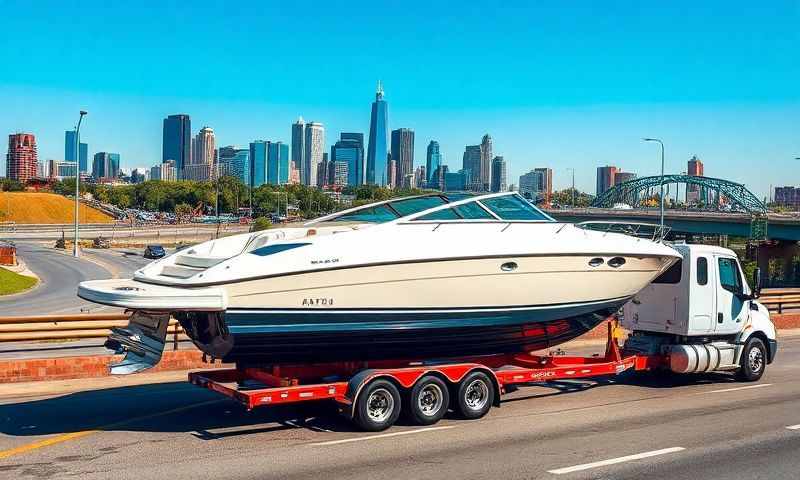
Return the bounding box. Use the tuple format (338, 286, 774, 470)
(1, 2, 798, 196)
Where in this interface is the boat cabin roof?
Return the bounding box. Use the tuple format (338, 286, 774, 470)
(306, 191, 555, 226)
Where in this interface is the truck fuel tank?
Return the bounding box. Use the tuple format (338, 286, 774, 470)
(668, 343, 737, 374)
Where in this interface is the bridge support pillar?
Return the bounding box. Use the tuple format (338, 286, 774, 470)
(757, 241, 800, 287)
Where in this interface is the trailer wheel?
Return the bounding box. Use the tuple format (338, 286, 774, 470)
(405, 375, 450, 426)
(354, 379, 401, 431)
(455, 371, 494, 419)
(736, 337, 767, 382)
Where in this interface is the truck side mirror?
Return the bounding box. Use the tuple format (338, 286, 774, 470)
(752, 267, 762, 299)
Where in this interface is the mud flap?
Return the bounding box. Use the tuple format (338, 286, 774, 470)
(104, 311, 170, 374)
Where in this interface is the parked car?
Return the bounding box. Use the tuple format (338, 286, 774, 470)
(93, 236, 111, 249)
(143, 244, 166, 259)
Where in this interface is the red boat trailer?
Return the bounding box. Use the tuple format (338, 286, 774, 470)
(188, 321, 665, 431)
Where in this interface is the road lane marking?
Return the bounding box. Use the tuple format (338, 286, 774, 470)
(787, 424, 800, 430)
(0, 399, 224, 460)
(699, 383, 772, 394)
(309, 425, 456, 446)
(547, 447, 686, 475)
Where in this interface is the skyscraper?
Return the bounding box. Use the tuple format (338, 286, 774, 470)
(267, 142, 290, 185)
(6, 133, 37, 182)
(218, 146, 250, 184)
(304, 122, 325, 186)
(479, 134, 493, 191)
(64, 130, 88, 173)
(426, 141, 441, 187)
(596, 166, 618, 196)
(185, 126, 215, 181)
(92, 152, 120, 179)
(387, 159, 397, 188)
(491, 156, 507, 192)
(249, 141, 267, 188)
(162, 114, 191, 179)
(462, 145, 481, 190)
(390, 128, 415, 183)
(534, 167, 553, 203)
(687, 155, 705, 203)
(291, 117, 305, 184)
(331, 132, 365, 186)
(366, 81, 389, 186)
(519, 170, 544, 200)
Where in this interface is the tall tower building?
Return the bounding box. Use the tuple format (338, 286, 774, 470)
(687, 155, 705, 203)
(185, 126, 215, 181)
(426, 141, 441, 188)
(249, 141, 267, 188)
(331, 132, 365, 186)
(162, 114, 191, 179)
(534, 167, 553, 203)
(491, 156, 507, 192)
(366, 81, 389, 186)
(6, 133, 38, 182)
(64, 130, 88, 173)
(596, 166, 618, 196)
(304, 122, 325, 186)
(291, 117, 305, 184)
(267, 141, 290, 185)
(462, 145, 482, 191)
(479, 134, 493, 191)
(92, 152, 120, 180)
(390, 128, 415, 183)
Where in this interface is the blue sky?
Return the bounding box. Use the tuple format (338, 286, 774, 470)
(1, 1, 798, 197)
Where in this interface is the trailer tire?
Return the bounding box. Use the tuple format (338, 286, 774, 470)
(405, 375, 450, 426)
(455, 371, 494, 419)
(354, 379, 401, 432)
(736, 337, 767, 382)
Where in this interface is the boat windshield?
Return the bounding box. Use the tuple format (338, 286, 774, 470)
(411, 194, 552, 222)
(310, 195, 450, 225)
(307, 192, 552, 226)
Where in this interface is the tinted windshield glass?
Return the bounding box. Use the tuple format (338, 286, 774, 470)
(327, 204, 399, 223)
(388, 196, 448, 217)
(481, 195, 551, 221)
(416, 208, 461, 220)
(454, 202, 494, 219)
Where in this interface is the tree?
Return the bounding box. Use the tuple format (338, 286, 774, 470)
(250, 216, 272, 232)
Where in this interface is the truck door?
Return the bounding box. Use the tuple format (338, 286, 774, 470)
(714, 256, 747, 334)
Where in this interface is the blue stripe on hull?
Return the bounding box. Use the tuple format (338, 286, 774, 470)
(223, 297, 629, 334)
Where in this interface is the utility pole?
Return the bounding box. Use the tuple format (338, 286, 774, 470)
(73, 111, 87, 257)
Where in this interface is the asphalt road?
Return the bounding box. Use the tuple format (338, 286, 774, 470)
(0, 243, 151, 316)
(0, 336, 798, 479)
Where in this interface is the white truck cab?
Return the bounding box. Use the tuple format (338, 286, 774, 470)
(623, 243, 777, 381)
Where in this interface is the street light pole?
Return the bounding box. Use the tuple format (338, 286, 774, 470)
(73, 110, 87, 257)
(643, 138, 665, 232)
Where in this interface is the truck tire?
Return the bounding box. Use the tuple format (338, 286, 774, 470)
(455, 371, 494, 419)
(354, 379, 401, 431)
(736, 337, 767, 382)
(405, 375, 450, 426)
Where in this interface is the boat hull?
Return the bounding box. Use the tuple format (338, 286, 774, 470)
(177, 297, 628, 365)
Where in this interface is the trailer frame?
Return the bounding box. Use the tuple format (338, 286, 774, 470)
(188, 321, 665, 430)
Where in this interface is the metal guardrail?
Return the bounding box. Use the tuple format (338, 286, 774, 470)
(0, 313, 188, 350)
(758, 288, 800, 314)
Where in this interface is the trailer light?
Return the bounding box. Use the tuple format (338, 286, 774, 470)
(328, 387, 336, 395)
(280, 392, 289, 398)
(299, 392, 313, 398)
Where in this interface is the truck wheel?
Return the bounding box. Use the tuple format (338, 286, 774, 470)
(354, 379, 401, 432)
(405, 375, 450, 426)
(736, 337, 767, 382)
(455, 371, 494, 419)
